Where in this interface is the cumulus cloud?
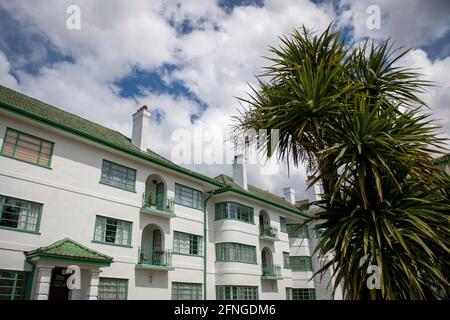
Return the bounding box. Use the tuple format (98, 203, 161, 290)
(338, 0, 450, 47)
(0, 0, 448, 201)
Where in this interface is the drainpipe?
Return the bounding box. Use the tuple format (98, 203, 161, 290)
(203, 193, 212, 300)
(202, 187, 229, 300)
(24, 258, 36, 300)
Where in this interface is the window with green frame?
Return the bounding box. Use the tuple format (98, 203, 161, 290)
(287, 224, 309, 238)
(215, 243, 257, 264)
(1, 127, 54, 168)
(0, 195, 42, 233)
(0, 270, 28, 300)
(216, 285, 258, 300)
(174, 183, 203, 209)
(171, 282, 202, 300)
(100, 159, 136, 192)
(286, 288, 316, 300)
(215, 202, 254, 224)
(93, 215, 132, 247)
(98, 278, 128, 300)
(283, 252, 291, 269)
(315, 227, 326, 238)
(289, 256, 313, 272)
(280, 217, 287, 232)
(173, 231, 202, 256)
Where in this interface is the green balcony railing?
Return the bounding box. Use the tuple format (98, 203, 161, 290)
(142, 193, 175, 216)
(137, 246, 173, 269)
(259, 225, 278, 240)
(262, 264, 282, 280)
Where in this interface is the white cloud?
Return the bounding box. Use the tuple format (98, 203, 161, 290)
(338, 0, 450, 47)
(0, 0, 448, 202)
(399, 49, 450, 140)
(0, 50, 18, 88)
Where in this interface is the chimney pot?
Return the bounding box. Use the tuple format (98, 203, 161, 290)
(132, 105, 151, 152)
(232, 154, 248, 190)
(283, 187, 296, 204)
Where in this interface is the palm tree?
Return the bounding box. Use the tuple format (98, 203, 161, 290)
(233, 25, 449, 299)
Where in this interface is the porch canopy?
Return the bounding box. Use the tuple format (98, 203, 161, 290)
(24, 237, 113, 267)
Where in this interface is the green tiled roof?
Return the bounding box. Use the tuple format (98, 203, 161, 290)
(0, 85, 307, 217)
(25, 237, 113, 264)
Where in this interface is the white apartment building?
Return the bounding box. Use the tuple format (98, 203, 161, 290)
(0, 85, 341, 300)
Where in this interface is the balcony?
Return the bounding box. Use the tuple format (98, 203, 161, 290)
(136, 246, 174, 271)
(261, 264, 283, 280)
(141, 193, 176, 218)
(259, 225, 279, 241)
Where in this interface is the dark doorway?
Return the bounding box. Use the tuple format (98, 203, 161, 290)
(48, 267, 69, 300)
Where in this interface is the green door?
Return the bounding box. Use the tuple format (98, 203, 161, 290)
(152, 229, 162, 265)
(155, 182, 164, 210)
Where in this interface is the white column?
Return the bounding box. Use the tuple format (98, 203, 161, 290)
(34, 266, 54, 300)
(86, 269, 101, 300)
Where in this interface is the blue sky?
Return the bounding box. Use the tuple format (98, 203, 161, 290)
(0, 0, 449, 199)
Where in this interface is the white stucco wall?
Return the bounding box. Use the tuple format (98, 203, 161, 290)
(0, 108, 327, 300)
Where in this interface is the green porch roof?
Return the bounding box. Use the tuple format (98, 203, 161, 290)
(25, 238, 113, 266)
(0, 85, 308, 218)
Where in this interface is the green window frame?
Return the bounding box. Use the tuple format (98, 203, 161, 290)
(0, 195, 42, 234)
(98, 277, 128, 300)
(1, 127, 54, 168)
(216, 285, 258, 300)
(286, 288, 316, 300)
(171, 282, 202, 300)
(315, 227, 326, 238)
(0, 269, 28, 300)
(174, 183, 203, 210)
(173, 231, 202, 256)
(283, 252, 291, 269)
(280, 217, 287, 232)
(289, 256, 313, 272)
(93, 215, 132, 247)
(100, 159, 136, 192)
(215, 242, 257, 264)
(287, 224, 309, 238)
(215, 202, 254, 224)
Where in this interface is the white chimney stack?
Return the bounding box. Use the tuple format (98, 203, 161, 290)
(283, 187, 296, 204)
(232, 154, 248, 190)
(132, 105, 151, 152)
(305, 176, 323, 202)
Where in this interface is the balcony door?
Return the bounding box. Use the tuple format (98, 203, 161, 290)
(155, 182, 164, 210)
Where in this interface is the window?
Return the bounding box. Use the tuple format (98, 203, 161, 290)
(98, 278, 128, 300)
(174, 183, 203, 209)
(173, 231, 202, 256)
(215, 202, 254, 224)
(290, 256, 313, 272)
(1, 128, 54, 168)
(0, 195, 42, 233)
(283, 252, 291, 269)
(172, 282, 202, 300)
(100, 160, 136, 192)
(280, 217, 287, 232)
(287, 224, 309, 238)
(93, 215, 132, 247)
(0, 270, 28, 300)
(215, 243, 257, 264)
(216, 286, 258, 300)
(286, 288, 316, 300)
